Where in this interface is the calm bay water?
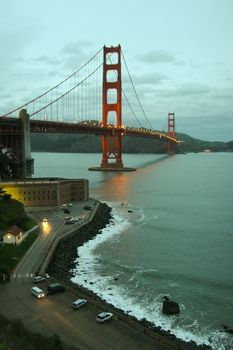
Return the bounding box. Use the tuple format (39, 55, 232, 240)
(33, 152, 233, 350)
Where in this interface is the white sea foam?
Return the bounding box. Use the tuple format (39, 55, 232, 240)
(70, 204, 231, 350)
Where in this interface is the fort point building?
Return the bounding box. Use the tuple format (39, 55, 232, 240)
(1, 178, 89, 207)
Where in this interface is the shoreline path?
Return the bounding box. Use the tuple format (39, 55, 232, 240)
(0, 199, 210, 350)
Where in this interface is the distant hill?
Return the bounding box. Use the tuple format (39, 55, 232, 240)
(176, 133, 230, 153)
(31, 133, 233, 154)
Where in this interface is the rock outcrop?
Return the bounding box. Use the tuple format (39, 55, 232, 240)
(162, 296, 180, 315)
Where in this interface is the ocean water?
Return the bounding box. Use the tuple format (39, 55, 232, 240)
(33, 152, 233, 350)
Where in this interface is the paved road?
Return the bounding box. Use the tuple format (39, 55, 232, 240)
(0, 200, 172, 350)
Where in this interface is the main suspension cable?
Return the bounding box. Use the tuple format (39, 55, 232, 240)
(121, 49, 154, 130)
(3, 47, 103, 117)
(31, 63, 103, 117)
(108, 56, 143, 128)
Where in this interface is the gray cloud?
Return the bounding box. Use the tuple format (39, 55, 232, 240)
(156, 83, 211, 98)
(0, 26, 39, 70)
(61, 41, 94, 55)
(0, 93, 12, 99)
(20, 55, 61, 66)
(131, 72, 169, 86)
(212, 88, 233, 100)
(136, 50, 177, 64)
(59, 41, 97, 71)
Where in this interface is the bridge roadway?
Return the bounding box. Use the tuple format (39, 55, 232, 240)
(0, 116, 179, 144)
(0, 201, 172, 350)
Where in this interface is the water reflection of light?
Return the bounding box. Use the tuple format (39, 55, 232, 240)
(42, 222, 51, 235)
(94, 173, 130, 201)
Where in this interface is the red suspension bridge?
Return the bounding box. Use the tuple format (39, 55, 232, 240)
(0, 45, 179, 179)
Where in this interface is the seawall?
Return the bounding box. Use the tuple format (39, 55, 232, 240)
(46, 202, 212, 350)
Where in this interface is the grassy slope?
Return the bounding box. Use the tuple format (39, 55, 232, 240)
(0, 198, 34, 231)
(0, 231, 38, 270)
(0, 198, 37, 270)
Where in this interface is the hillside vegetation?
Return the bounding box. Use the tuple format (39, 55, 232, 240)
(0, 198, 32, 231)
(31, 132, 232, 154)
(0, 314, 76, 350)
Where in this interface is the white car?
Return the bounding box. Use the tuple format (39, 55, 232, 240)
(96, 312, 113, 323)
(33, 275, 46, 283)
(31, 286, 45, 299)
(42, 218, 48, 223)
(70, 217, 80, 223)
(72, 299, 87, 310)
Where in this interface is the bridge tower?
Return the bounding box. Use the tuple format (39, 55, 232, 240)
(89, 45, 135, 171)
(101, 45, 124, 169)
(167, 112, 175, 155)
(19, 109, 34, 177)
(0, 109, 34, 180)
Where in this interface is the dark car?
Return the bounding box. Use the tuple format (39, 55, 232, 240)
(83, 205, 92, 210)
(47, 283, 65, 294)
(63, 209, 71, 214)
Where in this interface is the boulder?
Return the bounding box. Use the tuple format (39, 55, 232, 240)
(162, 297, 180, 315)
(222, 325, 233, 335)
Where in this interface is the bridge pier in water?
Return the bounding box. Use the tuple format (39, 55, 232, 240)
(89, 45, 135, 172)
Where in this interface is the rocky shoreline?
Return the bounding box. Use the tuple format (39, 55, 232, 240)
(47, 201, 212, 350)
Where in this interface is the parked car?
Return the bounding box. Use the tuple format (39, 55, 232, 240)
(33, 275, 46, 283)
(72, 299, 87, 310)
(42, 218, 48, 223)
(68, 203, 73, 207)
(83, 205, 92, 210)
(96, 312, 113, 323)
(64, 218, 74, 224)
(70, 217, 80, 223)
(47, 283, 65, 294)
(63, 208, 71, 214)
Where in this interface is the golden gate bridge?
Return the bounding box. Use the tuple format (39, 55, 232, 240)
(0, 45, 180, 179)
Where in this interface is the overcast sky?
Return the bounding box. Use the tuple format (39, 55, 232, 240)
(1, 0, 233, 141)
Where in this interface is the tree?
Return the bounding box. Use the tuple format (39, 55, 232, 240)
(0, 187, 6, 196)
(2, 194, 11, 200)
(0, 265, 11, 282)
(0, 187, 11, 200)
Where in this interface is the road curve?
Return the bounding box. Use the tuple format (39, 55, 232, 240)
(0, 201, 171, 350)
